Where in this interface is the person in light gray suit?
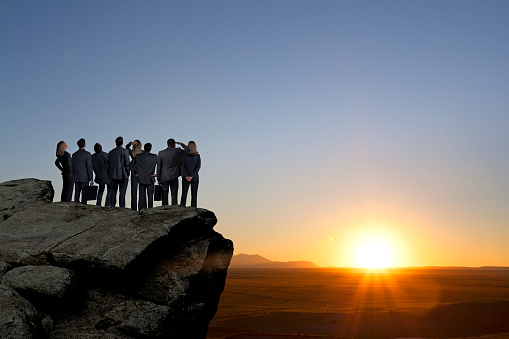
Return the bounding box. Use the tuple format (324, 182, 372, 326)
(108, 136, 130, 208)
(136, 143, 158, 210)
(72, 138, 93, 204)
(157, 138, 189, 205)
(92, 143, 112, 207)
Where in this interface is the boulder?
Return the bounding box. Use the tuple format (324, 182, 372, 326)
(2, 266, 75, 306)
(0, 261, 10, 282)
(0, 284, 45, 339)
(0, 179, 54, 223)
(0, 179, 234, 338)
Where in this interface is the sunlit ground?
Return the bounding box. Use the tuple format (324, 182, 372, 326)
(209, 267, 509, 338)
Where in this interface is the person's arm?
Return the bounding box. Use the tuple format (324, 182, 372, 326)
(194, 155, 201, 177)
(156, 154, 162, 183)
(86, 154, 94, 184)
(55, 158, 64, 172)
(177, 142, 190, 155)
(125, 142, 133, 158)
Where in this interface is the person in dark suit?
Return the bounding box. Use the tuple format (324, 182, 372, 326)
(92, 143, 111, 207)
(180, 141, 201, 207)
(71, 138, 94, 204)
(55, 141, 74, 202)
(157, 138, 189, 205)
(108, 136, 130, 208)
(126, 140, 142, 211)
(136, 143, 158, 210)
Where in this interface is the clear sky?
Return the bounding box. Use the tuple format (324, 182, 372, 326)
(1, 1, 508, 268)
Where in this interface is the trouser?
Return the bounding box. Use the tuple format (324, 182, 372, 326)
(138, 183, 154, 210)
(96, 184, 106, 206)
(74, 182, 88, 204)
(105, 183, 114, 207)
(130, 175, 138, 211)
(181, 177, 199, 207)
(160, 178, 179, 206)
(61, 175, 74, 202)
(111, 178, 128, 208)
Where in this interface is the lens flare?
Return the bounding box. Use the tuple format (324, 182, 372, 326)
(357, 239, 393, 268)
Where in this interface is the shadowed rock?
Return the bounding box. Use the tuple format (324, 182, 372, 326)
(2, 266, 75, 307)
(0, 179, 234, 338)
(0, 261, 10, 282)
(0, 284, 45, 339)
(0, 179, 54, 223)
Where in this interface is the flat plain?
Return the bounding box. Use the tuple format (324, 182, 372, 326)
(208, 267, 509, 339)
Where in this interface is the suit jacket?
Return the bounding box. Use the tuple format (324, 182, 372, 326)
(91, 151, 111, 185)
(157, 144, 189, 182)
(72, 148, 93, 183)
(55, 151, 73, 176)
(108, 146, 130, 180)
(182, 154, 201, 179)
(135, 151, 158, 185)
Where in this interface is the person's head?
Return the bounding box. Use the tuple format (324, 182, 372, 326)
(144, 143, 152, 153)
(115, 136, 123, 147)
(167, 138, 176, 147)
(132, 140, 142, 158)
(77, 138, 86, 149)
(94, 143, 102, 154)
(56, 141, 67, 157)
(188, 141, 198, 156)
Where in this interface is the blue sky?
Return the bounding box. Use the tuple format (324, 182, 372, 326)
(1, 1, 508, 267)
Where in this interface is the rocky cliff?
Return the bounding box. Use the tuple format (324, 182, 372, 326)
(0, 179, 234, 338)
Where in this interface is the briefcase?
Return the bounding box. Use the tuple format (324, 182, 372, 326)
(154, 184, 162, 201)
(83, 185, 98, 201)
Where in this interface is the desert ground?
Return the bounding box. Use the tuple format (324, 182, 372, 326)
(207, 267, 509, 339)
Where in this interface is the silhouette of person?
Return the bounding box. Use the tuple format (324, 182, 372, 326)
(108, 136, 130, 208)
(71, 138, 94, 204)
(55, 141, 74, 202)
(126, 140, 142, 211)
(136, 142, 158, 210)
(92, 143, 112, 207)
(157, 138, 189, 205)
(180, 141, 201, 207)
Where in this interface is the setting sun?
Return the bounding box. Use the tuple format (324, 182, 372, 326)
(356, 239, 393, 268)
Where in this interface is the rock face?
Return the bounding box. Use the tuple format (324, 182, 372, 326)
(0, 178, 54, 222)
(0, 179, 234, 338)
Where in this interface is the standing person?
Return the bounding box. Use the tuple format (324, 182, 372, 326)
(108, 136, 130, 208)
(126, 140, 142, 211)
(92, 143, 112, 206)
(157, 138, 189, 205)
(55, 141, 74, 202)
(71, 138, 93, 204)
(136, 143, 158, 210)
(180, 141, 201, 207)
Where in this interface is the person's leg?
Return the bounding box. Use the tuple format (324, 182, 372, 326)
(131, 175, 138, 211)
(80, 182, 88, 204)
(74, 182, 81, 203)
(119, 178, 128, 208)
(147, 183, 154, 208)
(62, 175, 73, 202)
(138, 183, 147, 210)
(181, 178, 190, 206)
(111, 180, 119, 207)
(160, 181, 169, 206)
(190, 178, 199, 208)
(105, 183, 114, 207)
(96, 184, 105, 206)
(169, 178, 179, 205)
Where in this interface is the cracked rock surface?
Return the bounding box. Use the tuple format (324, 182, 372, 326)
(0, 179, 233, 338)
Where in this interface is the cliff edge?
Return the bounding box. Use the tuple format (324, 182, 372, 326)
(0, 178, 234, 338)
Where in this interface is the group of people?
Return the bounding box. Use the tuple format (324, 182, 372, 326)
(55, 136, 201, 209)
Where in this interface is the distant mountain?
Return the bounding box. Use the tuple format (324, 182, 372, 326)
(230, 253, 320, 268)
